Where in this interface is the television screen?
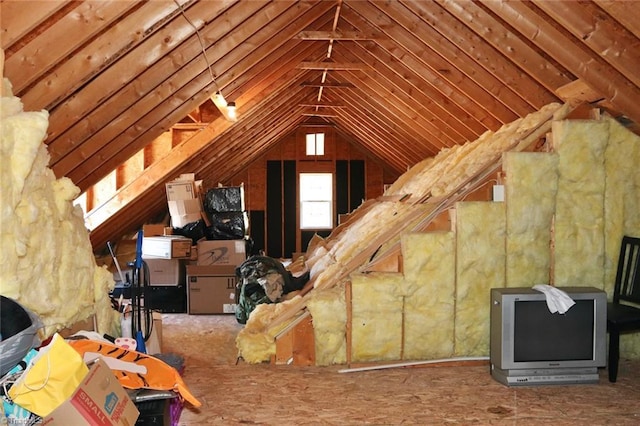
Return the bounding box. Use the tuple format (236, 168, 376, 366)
(513, 300, 595, 362)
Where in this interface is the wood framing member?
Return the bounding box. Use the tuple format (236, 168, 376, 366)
(295, 30, 380, 40)
(297, 62, 365, 70)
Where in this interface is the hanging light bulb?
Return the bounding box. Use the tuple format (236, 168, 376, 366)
(226, 101, 237, 121)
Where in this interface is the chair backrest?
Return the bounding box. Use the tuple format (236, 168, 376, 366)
(613, 235, 640, 305)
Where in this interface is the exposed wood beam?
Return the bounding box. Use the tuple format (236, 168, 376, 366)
(301, 81, 354, 88)
(555, 79, 604, 104)
(295, 30, 379, 40)
(298, 102, 346, 108)
(297, 61, 365, 70)
(302, 112, 338, 118)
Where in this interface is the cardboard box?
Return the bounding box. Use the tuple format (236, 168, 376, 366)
(197, 239, 246, 266)
(43, 358, 139, 425)
(165, 180, 197, 201)
(143, 224, 168, 237)
(143, 258, 185, 286)
(187, 265, 238, 314)
(168, 198, 203, 228)
(142, 236, 192, 259)
(145, 312, 163, 355)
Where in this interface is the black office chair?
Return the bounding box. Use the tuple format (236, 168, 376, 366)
(607, 235, 640, 382)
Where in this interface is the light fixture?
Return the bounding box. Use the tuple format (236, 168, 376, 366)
(210, 91, 238, 122)
(226, 101, 237, 121)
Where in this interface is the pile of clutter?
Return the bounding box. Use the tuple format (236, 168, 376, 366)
(0, 296, 200, 425)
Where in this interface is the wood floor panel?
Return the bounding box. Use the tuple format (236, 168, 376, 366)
(160, 314, 640, 425)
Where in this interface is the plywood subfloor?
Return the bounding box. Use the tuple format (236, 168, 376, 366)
(161, 314, 640, 425)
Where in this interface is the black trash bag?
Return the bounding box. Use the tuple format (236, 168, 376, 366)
(172, 219, 206, 244)
(204, 186, 244, 214)
(205, 211, 247, 240)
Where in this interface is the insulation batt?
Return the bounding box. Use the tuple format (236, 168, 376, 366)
(0, 78, 118, 337)
(238, 103, 640, 364)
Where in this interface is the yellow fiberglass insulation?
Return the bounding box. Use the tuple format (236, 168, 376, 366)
(402, 232, 456, 360)
(0, 78, 118, 337)
(455, 202, 505, 357)
(306, 285, 347, 366)
(553, 120, 608, 286)
(235, 295, 304, 363)
(351, 272, 405, 362)
(504, 152, 559, 287)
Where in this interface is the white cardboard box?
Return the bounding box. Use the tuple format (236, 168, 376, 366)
(143, 258, 185, 286)
(142, 236, 192, 259)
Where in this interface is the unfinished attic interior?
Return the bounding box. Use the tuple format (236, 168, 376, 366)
(2, 0, 640, 423)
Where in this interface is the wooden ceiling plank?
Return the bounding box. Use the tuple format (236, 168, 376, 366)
(483, 0, 640, 128)
(47, 0, 275, 171)
(341, 8, 493, 139)
(373, 0, 536, 118)
(20, 0, 198, 113)
(44, 0, 238, 149)
(533, 0, 640, 87)
(434, 0, 573, 96)
(339, 41, 478, 145)
(327, 86, 432, 164)
(402, 0, 560, 111)
(331, 52, 458, 152)
(330, 107, 411, 173)
(594, 0, 640, 39)
(347, 1, 519, 126)
(0, 0, 68, 50)
(50, 1, 327, 172)
(5, 1, 139, 94)
(341, 5, 502, 132)
(70, 5, 329, 189)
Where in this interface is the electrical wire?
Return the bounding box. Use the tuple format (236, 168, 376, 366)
(173, 0, 220, 93)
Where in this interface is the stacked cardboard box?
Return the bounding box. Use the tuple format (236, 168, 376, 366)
(165, 174, 204, 228)
(186, 184, 249, 314)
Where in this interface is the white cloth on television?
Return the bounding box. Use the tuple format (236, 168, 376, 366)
(532, 284, 576, 314)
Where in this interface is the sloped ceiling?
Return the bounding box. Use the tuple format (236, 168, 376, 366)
(2, 0, 639, 250)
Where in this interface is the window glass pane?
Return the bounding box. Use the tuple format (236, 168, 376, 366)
(300, 173, 332, 229)
(300, 174, 332, 201)
(316, 133, 324, 155)
(301, 201, 331, 228)
(306, 134, 315, 155)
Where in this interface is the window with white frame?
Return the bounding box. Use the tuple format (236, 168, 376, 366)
(305, 132, 325, 156)
(299, 173, 333, 229)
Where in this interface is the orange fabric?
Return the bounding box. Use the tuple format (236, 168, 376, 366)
(69, 339, 201, 408)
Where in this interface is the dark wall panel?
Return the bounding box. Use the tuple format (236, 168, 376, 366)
(336, 160, 349, 217)
(283, 160, 296, 258)
(248, 210, 265, 256)
(266, 161, 282, 258)
(350, 160, 365, 211)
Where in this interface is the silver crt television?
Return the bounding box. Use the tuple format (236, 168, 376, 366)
(490, 287, 607, 386)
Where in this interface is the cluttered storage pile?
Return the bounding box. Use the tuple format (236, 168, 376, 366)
(0, 296, 200, 425)
(138, 178, 251, 315)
